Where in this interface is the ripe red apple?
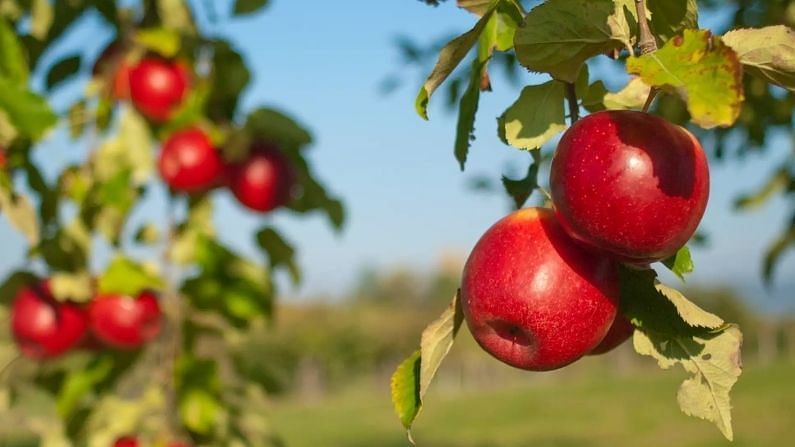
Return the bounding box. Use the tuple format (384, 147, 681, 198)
(461, 208, 620, 371)
(158, 128, 223, 192)
(228, 143, 295, 213)
(550, 110, 710, 264)
(588, 314, 634, 355)
(88, 291, 162, 349)
(92, 42, 132, 100)
(0, 145, 6, 168)
(10, 282, 89, 359)
(129, 57, 189, 122)
(113, 437, 139, 447)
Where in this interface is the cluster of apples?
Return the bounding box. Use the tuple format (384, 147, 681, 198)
(95, 45, 295, 211)
(461, 110, 709, 371)
(10, 281, 162, 360)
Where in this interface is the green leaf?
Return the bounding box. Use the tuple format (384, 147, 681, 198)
(583, 77, 652, 112)
(97, 256, 165, 296)
(514, 0, 635, 83)
(180, 389, 221, 435)
(157, 0, 195, 33)
(234, 0, 270, 16)
(454, 57, 487, 170)
(722, 26, 795, 92)
(390, 350, 421, 432)
(391, 292, 464, 435)
(67, 100, 87, 139)
(620, 267, 741, 440)
(171, 196, 214, 265)
(626, 29, 744, 129)
(458, 0, 492, 16)
(498, 81, 567, 150)
(501, 152, 540, 209)
(30, 0, 54, 40)
(662, 245, 694, 281)
(45, 54, 81, 90)
(415, 3, 498, 119)
(762, 224, 795, 286)
(56, 356, 114, 418)
(0, 77, 57, 140)
(134, 27, 181, 58)
(207, 41, 250, 122)
(0, 187, 39, 244)
(647, 0, 698, 43)
(134, 223, 161, 245)
(734, 166, 790, 210)
(50, 270, 93, 303)
(243, 107, 312, 150)
(0, 17, 28, 84)
(256, 227, 300, 285)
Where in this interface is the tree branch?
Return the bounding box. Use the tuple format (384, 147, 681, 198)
(635, 0, 657, 55)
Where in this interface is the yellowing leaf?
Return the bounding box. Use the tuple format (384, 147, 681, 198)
(626, 29, 744, 128)
(0, 188, 39, 245)
(514, 0, 636, 82)
(50, 270, 93, 303)
(634, 326, 742, 440)
(584, 77, 652, 112)
(723, 26, 795, 91)
(498, 81, 567, 150)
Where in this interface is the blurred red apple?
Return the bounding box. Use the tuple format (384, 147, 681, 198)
(11, 281, 88, 359)
(461, 208, 620, 371)
(550, 110, 709, 264)
(129, 57, 189, 122)
(113, 437, 139, 447)
(228, 143, 295, 213)
(158, 128, 223, 192)
(88, 291, 162, 349)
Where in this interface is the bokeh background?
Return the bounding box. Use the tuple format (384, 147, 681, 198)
(1, 1, 794, 446)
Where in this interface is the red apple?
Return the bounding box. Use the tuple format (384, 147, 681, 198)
(92, 42, 132, 100)
(88, 291, 162, 349)
(550, 110, 710, 264)
(113, 437, 139, 447)
(0, 145, 6, 168)
(461, 208, 620, 371)
(588, 314, 634, 355)
(129, 57, 189, 122)
(228, 143, 295, 213)
(159, 128, 223, 192)
(10, 282, 88, 359)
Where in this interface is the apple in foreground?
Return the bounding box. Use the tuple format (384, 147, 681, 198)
(550, 110, 709, 264)
(88, 291, 162, 349)
(11, 282, 88, 359)
(460, 208, 620, 371)
(228, 143, 295, 213)
(158, 128, 223, 192)
(129, 57, 189, 122)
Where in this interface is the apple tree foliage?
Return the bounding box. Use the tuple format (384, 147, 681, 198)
(0, 0, 342, 445)
(392, 0, 795, 443)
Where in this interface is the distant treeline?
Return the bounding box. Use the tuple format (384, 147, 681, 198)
(233, 264, 795, 397)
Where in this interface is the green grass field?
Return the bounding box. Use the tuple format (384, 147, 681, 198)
(271, 360, 795, 447)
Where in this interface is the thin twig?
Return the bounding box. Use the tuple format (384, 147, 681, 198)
(634, 0, 657, 56)
(642, 88, 659, 112)
(565, 82, 579, 123)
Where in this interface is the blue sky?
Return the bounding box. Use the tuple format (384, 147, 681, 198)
(1, 1, 793, 313)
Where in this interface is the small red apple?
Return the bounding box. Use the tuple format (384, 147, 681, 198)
(550, 110, 710, 264)
(88, 291, 162, 349)
(228, 143, 295, 213)
(158, 128, 223, 192)
(10, 282, 89, 359)
(461, 208, 620, 371)
(0, 145, 6, 168)
(92, 42, 132, 100)
(129, 57, 189, 122)
(588, 314, 634, 355)
(113, 437, 139, 447)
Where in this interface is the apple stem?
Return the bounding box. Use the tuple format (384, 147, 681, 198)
(635, 0, 660, 113)
(565, 82, 579, 123)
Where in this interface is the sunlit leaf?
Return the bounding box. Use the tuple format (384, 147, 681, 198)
(498, 81, 567, 150)
(723, 26, 795, 91)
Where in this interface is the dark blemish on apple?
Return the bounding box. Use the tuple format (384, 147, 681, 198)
(488, 320, 534, 347)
